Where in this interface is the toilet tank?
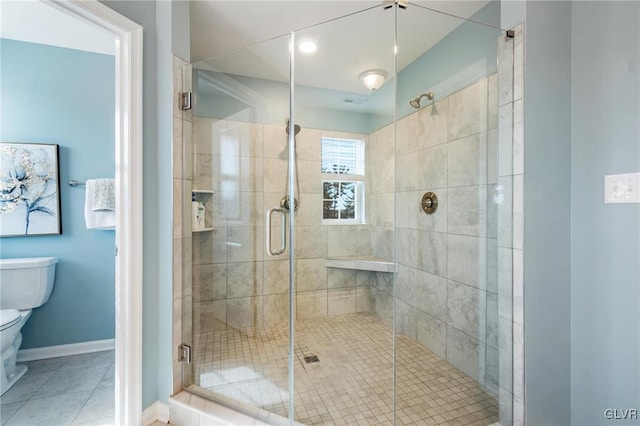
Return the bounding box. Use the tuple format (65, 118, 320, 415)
(0, 257, 57, 310)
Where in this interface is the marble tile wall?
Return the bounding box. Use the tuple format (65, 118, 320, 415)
(191, 119, 371, 336)
(172, 56, 193, 395)
(368, 75, 501, 393)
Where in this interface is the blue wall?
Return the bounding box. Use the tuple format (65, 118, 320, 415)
(522, 2, 573, 424)
(571, 2, 640, 424)
(0, 39, 115, 349)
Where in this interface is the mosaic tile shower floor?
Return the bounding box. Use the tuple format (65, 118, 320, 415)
(192, 313, 497, 425)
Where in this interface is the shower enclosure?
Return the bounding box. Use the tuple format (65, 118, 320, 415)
(174, 2, 522, 425)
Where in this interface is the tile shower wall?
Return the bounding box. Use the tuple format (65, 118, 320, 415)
(191, 120, 371, 336)
(368, 75, 501, 392)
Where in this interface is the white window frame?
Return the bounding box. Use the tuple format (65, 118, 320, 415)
(320, 137, 365, 225)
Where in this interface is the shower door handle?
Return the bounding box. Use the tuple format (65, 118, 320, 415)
(266, 207, 287, 256)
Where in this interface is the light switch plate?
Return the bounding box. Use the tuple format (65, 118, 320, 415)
(604, 172, 640, 204)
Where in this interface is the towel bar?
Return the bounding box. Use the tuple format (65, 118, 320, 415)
(69, 180, 86, 186)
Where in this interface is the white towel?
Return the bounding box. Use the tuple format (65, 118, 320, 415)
(85, 179, 115, 230)
(91, 178, 115, 211)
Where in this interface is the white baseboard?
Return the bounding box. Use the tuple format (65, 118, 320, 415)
(157, 402, 170, 424)
(143, 401, 170, 425)
(17, 339, 115, 362)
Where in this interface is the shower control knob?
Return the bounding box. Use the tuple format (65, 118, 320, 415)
(421, 192, 438, 214)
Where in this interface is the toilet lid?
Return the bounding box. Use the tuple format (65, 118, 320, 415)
(0, 309, 21, 331)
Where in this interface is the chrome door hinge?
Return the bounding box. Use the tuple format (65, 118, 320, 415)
(178, 344, 192, 363)
(179, 92, 192, 111)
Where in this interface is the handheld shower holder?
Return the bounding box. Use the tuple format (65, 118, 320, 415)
(280, 196, 299, 212)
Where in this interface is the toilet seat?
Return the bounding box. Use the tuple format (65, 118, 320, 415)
(0, 310, 20, 331)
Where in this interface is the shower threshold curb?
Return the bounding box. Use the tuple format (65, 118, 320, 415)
(170, 389, 304, 426)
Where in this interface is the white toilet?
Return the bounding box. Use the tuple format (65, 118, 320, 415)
(0, 257, 57, 395)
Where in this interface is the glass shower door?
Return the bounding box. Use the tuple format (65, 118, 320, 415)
(395, 4, 511, 425)
(185, 33, 297, 422)
(291, 5, 396, 425)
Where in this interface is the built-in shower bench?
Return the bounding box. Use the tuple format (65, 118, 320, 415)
(325, 255, 395, 273)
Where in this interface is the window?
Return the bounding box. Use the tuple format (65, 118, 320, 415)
(323, 181, 356, 220)
(321, 137, 365, 224)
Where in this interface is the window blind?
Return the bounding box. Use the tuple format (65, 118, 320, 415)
(321, 138, 365, 176)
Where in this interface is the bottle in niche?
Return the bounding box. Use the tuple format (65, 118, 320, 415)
(196, 202, 206, 229)
(192, 194, 205, 230)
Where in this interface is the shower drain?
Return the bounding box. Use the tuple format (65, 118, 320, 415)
(303, 355, 320, 364)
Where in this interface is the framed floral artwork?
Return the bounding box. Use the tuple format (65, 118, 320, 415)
(0, 143, 62, 236)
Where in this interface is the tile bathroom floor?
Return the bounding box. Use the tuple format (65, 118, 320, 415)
(0, 350, 114, 426)
(192, 313, 498, 426)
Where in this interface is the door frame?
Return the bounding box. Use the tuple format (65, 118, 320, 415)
(44, 1, 143, 424)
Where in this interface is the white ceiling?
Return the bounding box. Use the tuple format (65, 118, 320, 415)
(0, 0, 115, 56)
(190, 1, 491, 95)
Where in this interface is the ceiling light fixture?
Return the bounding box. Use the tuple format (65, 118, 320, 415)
(359, 70, 387, 91)
(298, 40, 317, 54)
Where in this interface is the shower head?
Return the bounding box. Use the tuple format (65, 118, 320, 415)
(409, 91, 435, 109)
(285, 118, 301, 136)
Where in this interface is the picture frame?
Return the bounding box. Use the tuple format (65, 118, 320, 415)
(0, 142, 62, 236)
